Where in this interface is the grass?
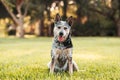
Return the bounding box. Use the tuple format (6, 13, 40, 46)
(0, 37, 120, 80)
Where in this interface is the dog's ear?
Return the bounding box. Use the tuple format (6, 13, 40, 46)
(55, 13, 61, 23)
(66, 16, 73, 26)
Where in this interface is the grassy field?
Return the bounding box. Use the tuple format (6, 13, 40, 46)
(0, 37, 120, 80)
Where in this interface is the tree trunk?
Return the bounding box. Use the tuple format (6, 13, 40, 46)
(63, 0, 67, 20)
(48, 24, 52, 36)
(34, 20, 41, 36)
(40, 18, 44, 36)
(16, 23, 24, 38)
(16, 14, 24, 38)
(116, 19, 120, 36)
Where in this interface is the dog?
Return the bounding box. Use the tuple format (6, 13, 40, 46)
(48, 14, 79, 74)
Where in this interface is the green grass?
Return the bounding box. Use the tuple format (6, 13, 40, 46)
(0, 37, 120, 80)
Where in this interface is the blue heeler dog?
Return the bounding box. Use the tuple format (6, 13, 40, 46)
(48, 14, 79, 74)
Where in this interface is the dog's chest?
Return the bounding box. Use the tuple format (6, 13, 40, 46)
(58, 50, 67, 61)
(56, 49, 69, 67)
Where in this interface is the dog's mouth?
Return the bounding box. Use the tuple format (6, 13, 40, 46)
(58, 36, 65, 42)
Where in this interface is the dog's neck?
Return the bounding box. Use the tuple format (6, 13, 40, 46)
(53, 35, 73, 49)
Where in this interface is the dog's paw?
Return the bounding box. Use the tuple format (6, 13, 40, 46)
(49, 70, 54, 74)
(69, 70, 73, 75)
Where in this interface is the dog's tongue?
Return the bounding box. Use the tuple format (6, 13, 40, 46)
(58, 36, 64, 42)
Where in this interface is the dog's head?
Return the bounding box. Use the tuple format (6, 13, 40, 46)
(53, 14, 73, 42)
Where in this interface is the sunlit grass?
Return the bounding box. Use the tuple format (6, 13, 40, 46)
(0, 37, 120, 80)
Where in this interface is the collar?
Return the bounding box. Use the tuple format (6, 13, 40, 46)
(54, 35, 73, 49)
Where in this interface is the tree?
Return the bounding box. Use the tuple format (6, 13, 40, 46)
(88, 0, 120, 36)
(28, 0, 54, 36)
(75, 0, 90, 22)
(1, 0, 29, 38)
(74, 0, 120, 36)
(62, 0, 67, 20)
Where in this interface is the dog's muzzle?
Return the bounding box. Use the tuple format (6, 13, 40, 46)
(58, 32, 65, 42)
(59, 32, 63, 36)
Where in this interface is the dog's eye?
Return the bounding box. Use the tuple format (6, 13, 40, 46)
(58, 27, 61, 29)
(64, 27, 67, 30)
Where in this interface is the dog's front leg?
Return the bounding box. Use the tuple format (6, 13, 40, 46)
(50, 56, 56, 74)
(50, 53, 59, 74)
(68, 57, 73, 74)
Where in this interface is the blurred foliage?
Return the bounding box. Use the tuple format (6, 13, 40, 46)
(0, 0, 120, 37)
(73, 20, 116, 36)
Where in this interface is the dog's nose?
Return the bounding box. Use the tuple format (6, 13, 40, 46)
(59, 32, 63, 36)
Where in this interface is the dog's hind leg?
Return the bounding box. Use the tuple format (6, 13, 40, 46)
(73, 60, 79, 71)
